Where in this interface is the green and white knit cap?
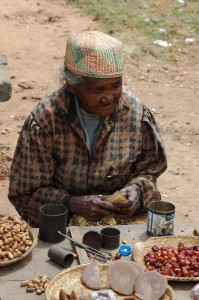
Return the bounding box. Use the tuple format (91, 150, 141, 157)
(65, 31, 125, 78)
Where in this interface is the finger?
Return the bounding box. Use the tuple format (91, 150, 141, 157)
(119, 199, 133, 208)
(84, 201, 112, 216)
(119, 189, 128, 197)
(81, 207, 110, 220)
(99, 200, 121, 211)
(92, 207, 112, 216)
(98, 194, 106, 201)
(119, 203, 139, 215)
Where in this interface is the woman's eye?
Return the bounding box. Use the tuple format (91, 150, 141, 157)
(113, 84, 121, 89)
(93, 88, 103, 94)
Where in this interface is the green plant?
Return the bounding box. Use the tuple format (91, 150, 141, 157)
(64, 0, 199, 62)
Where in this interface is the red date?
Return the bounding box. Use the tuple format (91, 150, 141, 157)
(114, 253, 121, 260)
(144, 241, 199, 278)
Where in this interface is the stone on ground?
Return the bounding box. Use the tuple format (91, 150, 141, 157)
(0, 54, 12, 102)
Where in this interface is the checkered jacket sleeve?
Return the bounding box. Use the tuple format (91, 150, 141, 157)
(127, 105, 167, 209)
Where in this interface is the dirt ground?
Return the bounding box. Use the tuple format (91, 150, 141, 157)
(0, 0, 198, 224)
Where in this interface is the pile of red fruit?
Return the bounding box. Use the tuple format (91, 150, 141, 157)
(144, 241, 199, 277)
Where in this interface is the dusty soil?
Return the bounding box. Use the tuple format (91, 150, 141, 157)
(0, 0, 198, 224)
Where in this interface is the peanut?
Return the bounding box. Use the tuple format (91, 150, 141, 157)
(26, 287, 35, 293)
(122, 239, 127, 244)
(36, 289, 42, 295)
(20, 275, 51, 296)
(40, 275, 47, 283)
(72, 253, 78, 259)
(21, 280, 30, 287)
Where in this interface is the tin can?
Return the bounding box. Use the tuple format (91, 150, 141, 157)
(147, 201, 175, 237)
(39, 204, 68, 243)
(100, 227, 120, 250)
(48, 245, 74, 268)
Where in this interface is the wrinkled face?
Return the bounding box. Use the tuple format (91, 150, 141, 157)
(70, 77, 122, 117)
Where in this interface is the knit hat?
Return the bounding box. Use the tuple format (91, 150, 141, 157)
(64, 31, 125, 78)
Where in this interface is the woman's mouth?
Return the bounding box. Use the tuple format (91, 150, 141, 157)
(98, 102, 115, 116)
(101, 102, 113, 108)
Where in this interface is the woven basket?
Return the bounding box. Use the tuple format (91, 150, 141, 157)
(45, 263, 175, 300)
(133, 235, 199, 281)
(0, 214, 37, 267)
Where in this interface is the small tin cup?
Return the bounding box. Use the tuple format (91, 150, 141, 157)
(100, 227, 120, 250)
(82, 230, 102, 250)
(147, 200, 175, 237)
(39, 203, 68, 243)
(48, 245, 74, 268)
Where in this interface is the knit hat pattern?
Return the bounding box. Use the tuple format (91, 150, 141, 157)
(65, 31, 125, 78)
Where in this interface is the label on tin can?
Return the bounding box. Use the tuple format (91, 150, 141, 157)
(147, 210, 175, 237)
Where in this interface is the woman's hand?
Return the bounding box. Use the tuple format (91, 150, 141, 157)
(117, 184, 141, 218)
(69, 195, 120, 221)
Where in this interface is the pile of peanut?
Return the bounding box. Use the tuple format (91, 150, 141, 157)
(0, 215, 34, 262)
(20, 275, 51, 295)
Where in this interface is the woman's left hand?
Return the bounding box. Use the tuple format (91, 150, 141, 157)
(117, 184, 141, 218)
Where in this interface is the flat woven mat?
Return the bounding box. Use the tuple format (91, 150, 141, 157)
(45, 263, 175, 300)
(69, 212, 147, 227)
(0, 214, 37, 267)
(133, 235, 199, 281)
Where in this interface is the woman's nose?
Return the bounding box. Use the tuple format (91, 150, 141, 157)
(101, 93, 114, 103)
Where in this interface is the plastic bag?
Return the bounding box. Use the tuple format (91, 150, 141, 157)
(191, 283, 199, 300)
(91, 289, 117, 300)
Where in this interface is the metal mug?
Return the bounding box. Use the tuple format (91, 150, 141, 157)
(39, 203, 68, 243)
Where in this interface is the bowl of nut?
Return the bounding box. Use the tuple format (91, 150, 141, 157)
(0, 214, 37, 266)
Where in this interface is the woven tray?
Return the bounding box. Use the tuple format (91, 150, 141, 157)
(45, 263, 175, 300)
(133, 235, 199, 281)
(0, 215, 37, 267)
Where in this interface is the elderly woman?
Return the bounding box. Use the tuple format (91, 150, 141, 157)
(8, 31, 167, 227)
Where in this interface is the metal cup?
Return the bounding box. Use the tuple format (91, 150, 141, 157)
(39, 203, 68, 243)
(100, 227, 120, 250)
(48, 245, 74, 268)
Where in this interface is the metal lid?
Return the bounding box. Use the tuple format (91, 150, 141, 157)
(82, 230, 102, 250)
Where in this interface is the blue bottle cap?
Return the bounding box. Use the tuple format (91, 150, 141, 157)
(119, 245, 132, 256)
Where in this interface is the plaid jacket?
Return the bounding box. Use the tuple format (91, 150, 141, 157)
(9, 86, 167, 227)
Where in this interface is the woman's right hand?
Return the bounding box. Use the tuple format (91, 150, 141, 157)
(68, 195, 120, 221)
